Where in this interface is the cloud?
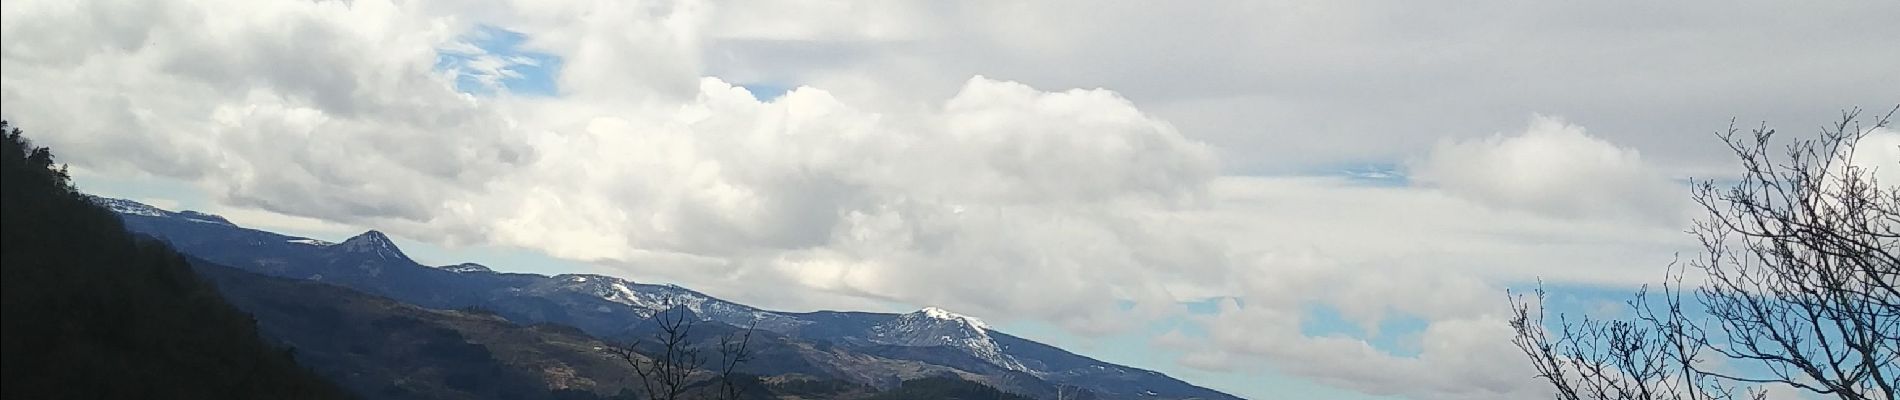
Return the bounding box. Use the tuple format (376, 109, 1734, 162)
(1412, 115, 1690, 224)
(438, 26, 561, 95)
(1849, 127, 1900, 187)
(1170, 267, 1542, 400)
(0, 0, 532, 224)
(459, 76, 1220, 331)
(700, 1, 1900, 173)
(1, 0, 1223, 333)
(4, 1, 1883, 399)
(1147, 175, 1693, 399)
(504, 0, 707, 103)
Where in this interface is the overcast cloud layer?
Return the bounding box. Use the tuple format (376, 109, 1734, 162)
(4, 1, 1897, 399)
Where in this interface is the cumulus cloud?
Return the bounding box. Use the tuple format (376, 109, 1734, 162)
(0, 0, 530, 224)
(1, 0, 1223, 333)
(1412, 115, 1691, 224)
(456, 76, 1220, 328)
(3, 1, 1874, 399)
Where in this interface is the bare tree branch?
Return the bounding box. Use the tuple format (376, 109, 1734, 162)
(606, 294, 758, 400)
(1511, 107, 1899, 400)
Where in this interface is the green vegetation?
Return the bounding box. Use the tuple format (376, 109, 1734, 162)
(0, 121, 348, 398)
(764, 377, 875, 398)
(864, 377, 1038, 400)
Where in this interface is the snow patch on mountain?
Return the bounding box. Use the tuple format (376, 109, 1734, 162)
(287, 238, 334, 246)
(438, 263, 493, 273)
(89, 196, 233, 225)
(175, 210, 235, 225)
(871, 307, 1027, 372)
(546, 274, 810, 332)
(94, 197, 168, 217)
(919, 306, 991, 330)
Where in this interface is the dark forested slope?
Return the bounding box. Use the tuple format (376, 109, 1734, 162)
(0, 121, 347, 399)
(191, 261, 648, 400)
(864, 377, 1043, 400)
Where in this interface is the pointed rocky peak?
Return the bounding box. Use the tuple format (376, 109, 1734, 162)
(336, 230, 410, 261)
(438, 263, 493, 273)
(341, 230, 393, 245)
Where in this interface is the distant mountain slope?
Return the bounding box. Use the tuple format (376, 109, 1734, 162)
(193, 261, 645, 399)
(104, 197, 1242, 400)
(0, 123, 347, 399)
(199, 259, 1063, 400)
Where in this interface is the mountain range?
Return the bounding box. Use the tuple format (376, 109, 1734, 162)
(95, 196, 1241, 400)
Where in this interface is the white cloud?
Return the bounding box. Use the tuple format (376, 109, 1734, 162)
(3, 1, 1886, 399)
(2, 0, 1223, 333)
(460, 76, 1220, 331)
(1151, 175, 1692, 399)
(1849, 127, 1900, 187)
(1187, 176, 1688, 288)
(0, 0, 530, 225)
(208, 204, 366, 239)
(699, 1, 1900, 174)
(1412, 115, 1691, 224)
(1172, 267, 1540, 400)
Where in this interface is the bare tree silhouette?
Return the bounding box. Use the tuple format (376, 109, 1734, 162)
(714, 319, 757, 400)
(1511, 107, 1899, 400)
(607, 294, 760, 400)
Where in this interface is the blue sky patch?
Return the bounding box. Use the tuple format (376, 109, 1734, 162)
(437, 25, 561, 96)
(738, 83, 793, 101)
(1299, 303, 1428, 358)
(1336, 163, 1409, 186)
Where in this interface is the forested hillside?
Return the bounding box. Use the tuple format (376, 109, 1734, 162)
(864, 377, 1043, 400)
(0, 121, 347, 399)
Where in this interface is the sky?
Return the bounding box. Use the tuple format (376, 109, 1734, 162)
(2, 1, 1897, 399)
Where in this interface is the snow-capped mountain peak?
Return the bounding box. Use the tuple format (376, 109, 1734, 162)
(919, 306, 990, 330)
(336, 230, 409, 261)
(869, 307, 1026, 372)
